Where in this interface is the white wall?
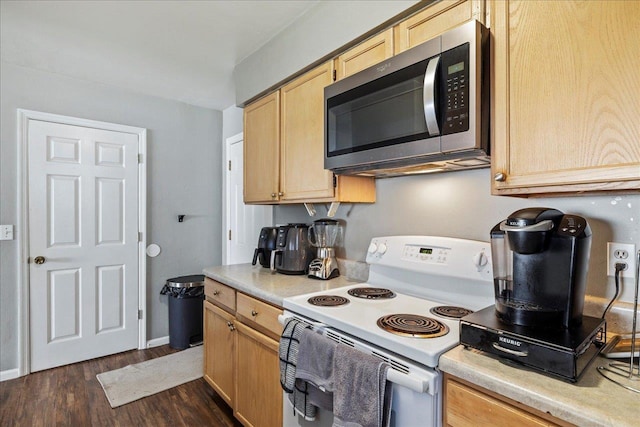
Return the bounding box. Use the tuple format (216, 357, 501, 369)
(0, 61, 223, 372)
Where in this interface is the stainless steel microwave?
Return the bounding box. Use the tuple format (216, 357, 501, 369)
(325, 20, 489, 177)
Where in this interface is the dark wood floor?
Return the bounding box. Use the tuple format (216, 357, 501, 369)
(0, 345, 243, 427)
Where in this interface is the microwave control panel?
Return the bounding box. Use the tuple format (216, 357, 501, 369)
(441, 43, 470, 135)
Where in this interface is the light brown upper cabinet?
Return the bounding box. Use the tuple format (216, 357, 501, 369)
(490, 0, 640, 195)
(394, 0, 486, 53)
(243, 92, 280, 203)
(244, 61, 375, 204)
(335, 29, 394, 80)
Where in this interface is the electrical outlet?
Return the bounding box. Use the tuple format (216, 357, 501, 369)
(607, 242, 636, 278)
(0, 225, 14, 241)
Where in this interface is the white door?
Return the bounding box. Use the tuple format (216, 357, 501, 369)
(28, 119, 141, 372)
(225, 134, 272, 265)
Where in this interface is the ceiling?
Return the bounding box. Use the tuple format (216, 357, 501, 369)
(0, 0, 320, 110)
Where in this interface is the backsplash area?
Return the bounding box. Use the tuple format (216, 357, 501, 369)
(275, 168, 639, 306)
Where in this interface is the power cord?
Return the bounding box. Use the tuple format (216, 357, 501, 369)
(602, 262, 626, 319)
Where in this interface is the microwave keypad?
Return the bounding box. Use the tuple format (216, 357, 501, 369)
(441, 44, 470, 135)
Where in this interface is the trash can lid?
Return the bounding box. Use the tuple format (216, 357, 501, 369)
(166, 274, 205, 288)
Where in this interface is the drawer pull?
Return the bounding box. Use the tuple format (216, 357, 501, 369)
(227, 321, 235, 331)
(213, 290, 220, 296)
(492, 342, 527, 357)
(251, 310, 259, 317)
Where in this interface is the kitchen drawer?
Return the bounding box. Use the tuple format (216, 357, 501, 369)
(204, 277, 236, 312)
(236, 293, 283, 339)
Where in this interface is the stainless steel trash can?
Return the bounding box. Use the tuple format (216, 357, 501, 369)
(161, 274, 204, 350)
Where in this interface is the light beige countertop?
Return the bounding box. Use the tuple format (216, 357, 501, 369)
(439, 345, 639, 427)
(202, 262, 363, 307)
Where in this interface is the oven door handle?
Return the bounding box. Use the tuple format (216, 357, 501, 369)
(278, 313, 328, 329)
(278, 313, 433, 394)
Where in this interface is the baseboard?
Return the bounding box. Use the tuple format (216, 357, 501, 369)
(146, 336, 169, 348)
(0, 368, 20, 382)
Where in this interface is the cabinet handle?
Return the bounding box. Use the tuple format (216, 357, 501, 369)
(271, 193, 277, 198)
(494, 172, 506, 182)
(251, 310, 258, 317)
(213, 290, 220, 296)
(278, 192, 284, 197)
(227, 321, 235, 331)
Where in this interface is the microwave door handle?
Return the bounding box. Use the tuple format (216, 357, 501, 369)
(423, 56, 440, 136)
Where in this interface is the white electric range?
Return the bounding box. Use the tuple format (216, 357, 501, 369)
(281, 235, 495, 427)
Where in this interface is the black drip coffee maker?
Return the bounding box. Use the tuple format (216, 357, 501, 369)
(460, 208, 606, 382)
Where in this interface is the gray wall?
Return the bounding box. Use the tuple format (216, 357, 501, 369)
(0, 61, 223, 371)
(275, 171, 640, 303)
(234, 0, 420, 105)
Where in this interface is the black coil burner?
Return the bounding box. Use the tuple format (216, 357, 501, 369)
(377, 314, 449, 338)
(429, 306, 474, 319)
(307, 295, 350, 307)
(347, 287, 396, 300)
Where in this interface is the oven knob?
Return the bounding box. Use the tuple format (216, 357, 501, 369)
(368, 242, 378, 254)
(473, 251, 488, 268)
(377, 243, 388, 255)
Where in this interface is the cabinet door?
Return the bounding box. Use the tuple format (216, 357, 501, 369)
(234, 321, 282, 427)
(491, 0, 640, 195)
(203, 300, 236, 407)
(280, 61, 335, 201)
(443, 374, 567, 426)
(244, 92, 281, 203)
(335, 29, 394, 80)
(395, 0, 485, 53)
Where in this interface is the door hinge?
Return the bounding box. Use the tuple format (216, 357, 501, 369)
(333, 174, 337, 188)
(138, 309, 143, 320)
(228, 229, 232, 240)
(138, 153, 143, 164)
(228, 160, 231, 171)
(333, 69, 337, 81)
(138, 232, 143, 242)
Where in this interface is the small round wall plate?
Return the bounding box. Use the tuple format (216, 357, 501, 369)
(146, 243, 161, 257)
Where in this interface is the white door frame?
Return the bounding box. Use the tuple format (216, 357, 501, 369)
(16, 109, 147, 377)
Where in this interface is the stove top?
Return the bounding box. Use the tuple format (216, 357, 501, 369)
(283, 236, 496, 368)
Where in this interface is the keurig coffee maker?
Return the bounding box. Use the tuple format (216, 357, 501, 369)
(460, 208, 606, 382)
(492, 207, 591, 329)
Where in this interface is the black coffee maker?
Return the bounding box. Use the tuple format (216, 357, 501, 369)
(490, 207, 591, 329)
(459, 208, 606, 382)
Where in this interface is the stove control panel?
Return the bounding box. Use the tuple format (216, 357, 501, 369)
(366, 236, 493, 281)
(402, 245, 450, 264)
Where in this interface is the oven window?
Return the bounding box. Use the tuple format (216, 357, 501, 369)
(326, 57, 434, 157)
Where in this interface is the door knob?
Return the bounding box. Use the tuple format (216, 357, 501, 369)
(34, 256, 46, 265)
(494, 172, 506, 182)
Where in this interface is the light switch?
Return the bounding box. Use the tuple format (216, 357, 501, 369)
(0, 225, 14, 240)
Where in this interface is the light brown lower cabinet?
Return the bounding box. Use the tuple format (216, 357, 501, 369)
(203, 300, 235, 406)
(203, 282, 283, 427)
(443, 374, 573, 427)
(234, 321, 282, 427)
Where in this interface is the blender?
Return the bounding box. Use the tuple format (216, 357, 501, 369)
(307, 219, 341, 280)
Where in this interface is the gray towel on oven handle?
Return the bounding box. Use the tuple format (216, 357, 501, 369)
(332, 344, 392, 427)
(295, 328, 338, 393)
(279, 318, 317, 420)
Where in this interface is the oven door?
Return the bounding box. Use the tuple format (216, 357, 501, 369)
(280, 313, 442, 427)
